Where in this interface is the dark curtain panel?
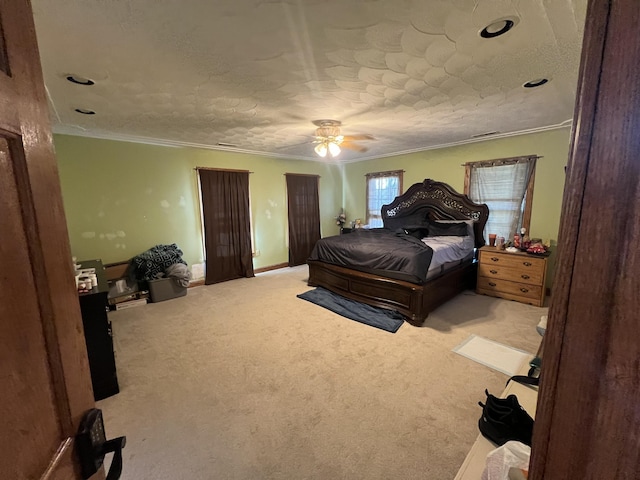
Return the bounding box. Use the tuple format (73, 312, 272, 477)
(199, 169, 254, 285)
(286, 174, 321, 266)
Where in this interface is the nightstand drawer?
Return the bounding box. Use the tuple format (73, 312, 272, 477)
(477, 276, 542, 301)
(477, 277, 542, 302)
(479, 251, 545, 276)
(478, 263, 544, 285)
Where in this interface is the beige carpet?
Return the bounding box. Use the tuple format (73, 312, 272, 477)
(98, 266, 546, 480)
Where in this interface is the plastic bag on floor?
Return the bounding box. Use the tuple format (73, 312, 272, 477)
(482, 440, 530, 480)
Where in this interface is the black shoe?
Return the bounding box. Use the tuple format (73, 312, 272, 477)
(478, 389, 524, 415)
(478, 391, 534, 446)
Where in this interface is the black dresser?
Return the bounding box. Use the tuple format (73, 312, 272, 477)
(78, 259, 119, 401)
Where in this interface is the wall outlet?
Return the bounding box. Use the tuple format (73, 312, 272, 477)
(252, 250, 260, 257)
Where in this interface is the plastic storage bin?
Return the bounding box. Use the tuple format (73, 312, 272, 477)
(148, 277, 187, 302)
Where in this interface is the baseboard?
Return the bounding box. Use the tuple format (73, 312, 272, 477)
(254, 262, 289, 274)
(189, 263, 291, 282)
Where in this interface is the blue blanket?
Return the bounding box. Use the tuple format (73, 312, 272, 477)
(297, 287, 404, 333)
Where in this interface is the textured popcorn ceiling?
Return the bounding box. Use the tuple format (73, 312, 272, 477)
(32, 0, 586, 162)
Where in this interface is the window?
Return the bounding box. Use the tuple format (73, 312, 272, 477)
(464, 156, 537, 242)
(366, 170, 403, 228)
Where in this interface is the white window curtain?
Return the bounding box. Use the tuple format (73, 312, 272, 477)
(366, 171, 402, 227)
(468, 158, 536, 241)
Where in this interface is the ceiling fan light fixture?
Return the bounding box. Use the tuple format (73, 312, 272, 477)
(311, 119, 370, 157)
(315, 126, 341, 138)
(314, 143, 328, 157)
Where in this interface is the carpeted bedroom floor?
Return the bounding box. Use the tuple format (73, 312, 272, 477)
(98, 265, 546, 480)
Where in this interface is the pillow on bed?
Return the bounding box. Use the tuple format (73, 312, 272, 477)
(426, 219, 468, 237)
(383, 212, 428, 231)
(429, 218, 476, 240)
(399, 225, 430, 239)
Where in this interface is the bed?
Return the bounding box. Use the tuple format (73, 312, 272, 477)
(307, 179, 489, 326)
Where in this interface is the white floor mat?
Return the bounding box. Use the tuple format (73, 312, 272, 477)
(453, 334, 533, 376)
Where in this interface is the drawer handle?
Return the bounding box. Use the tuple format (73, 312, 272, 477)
(520, 288, 529, 293)
(521, 274, 530, 280)
(488, 282, 497, 287)
(491, 257, 499, 262)
(523, 261, 532, 267)
(490, 269, 498, 274)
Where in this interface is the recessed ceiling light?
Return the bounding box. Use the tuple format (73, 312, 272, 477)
(66, 75, 95, 86)
(74, 108, 96, 115)
(480, 17, 518, 38)
(523, 78, 549, 88)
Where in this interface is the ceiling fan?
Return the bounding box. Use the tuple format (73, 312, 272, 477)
(311, 119, 374, 158)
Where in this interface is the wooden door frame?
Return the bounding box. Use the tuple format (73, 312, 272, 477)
(1, 0, 96, 477)
(530, 0, 640, 477)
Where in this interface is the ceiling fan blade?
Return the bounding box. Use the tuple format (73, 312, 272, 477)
(342, 134, 374, 141)
(341, 141, 368, 153)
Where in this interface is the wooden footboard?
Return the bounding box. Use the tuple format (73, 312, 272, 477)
(307, 260, 477, 327)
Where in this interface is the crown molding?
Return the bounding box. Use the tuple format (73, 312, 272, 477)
(51, 125, 320, 162)
(52, 120, 573, 165)
(343, 121, 574, 164)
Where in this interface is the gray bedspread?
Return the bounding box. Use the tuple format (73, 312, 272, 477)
(308, 228, 434, 284)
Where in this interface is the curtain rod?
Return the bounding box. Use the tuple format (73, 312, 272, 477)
(364, 169, 405, 177)
(461, 155, 542, 167)
(283, 173, 321, 177)
(195, 167, 253, 173)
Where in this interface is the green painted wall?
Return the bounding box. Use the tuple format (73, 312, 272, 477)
(54, 135, 343, 276)
(343, 127, 571, 287)
(55, 127, 570, 286)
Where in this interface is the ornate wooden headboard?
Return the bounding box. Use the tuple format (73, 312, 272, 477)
(381, 179, 489, 248)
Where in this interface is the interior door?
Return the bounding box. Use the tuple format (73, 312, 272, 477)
(0, 1, 97, 478)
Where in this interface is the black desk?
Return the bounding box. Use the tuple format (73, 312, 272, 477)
(78, 259, 119, 400)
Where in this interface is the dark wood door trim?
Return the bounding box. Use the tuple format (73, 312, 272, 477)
(530, 0, 640, 478)
(5, 0, 95, 430)
(0, 1, 96, 478)
(529, 0, 610, 473)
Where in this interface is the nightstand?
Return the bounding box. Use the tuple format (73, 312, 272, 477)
(476, 246, 548, 307)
